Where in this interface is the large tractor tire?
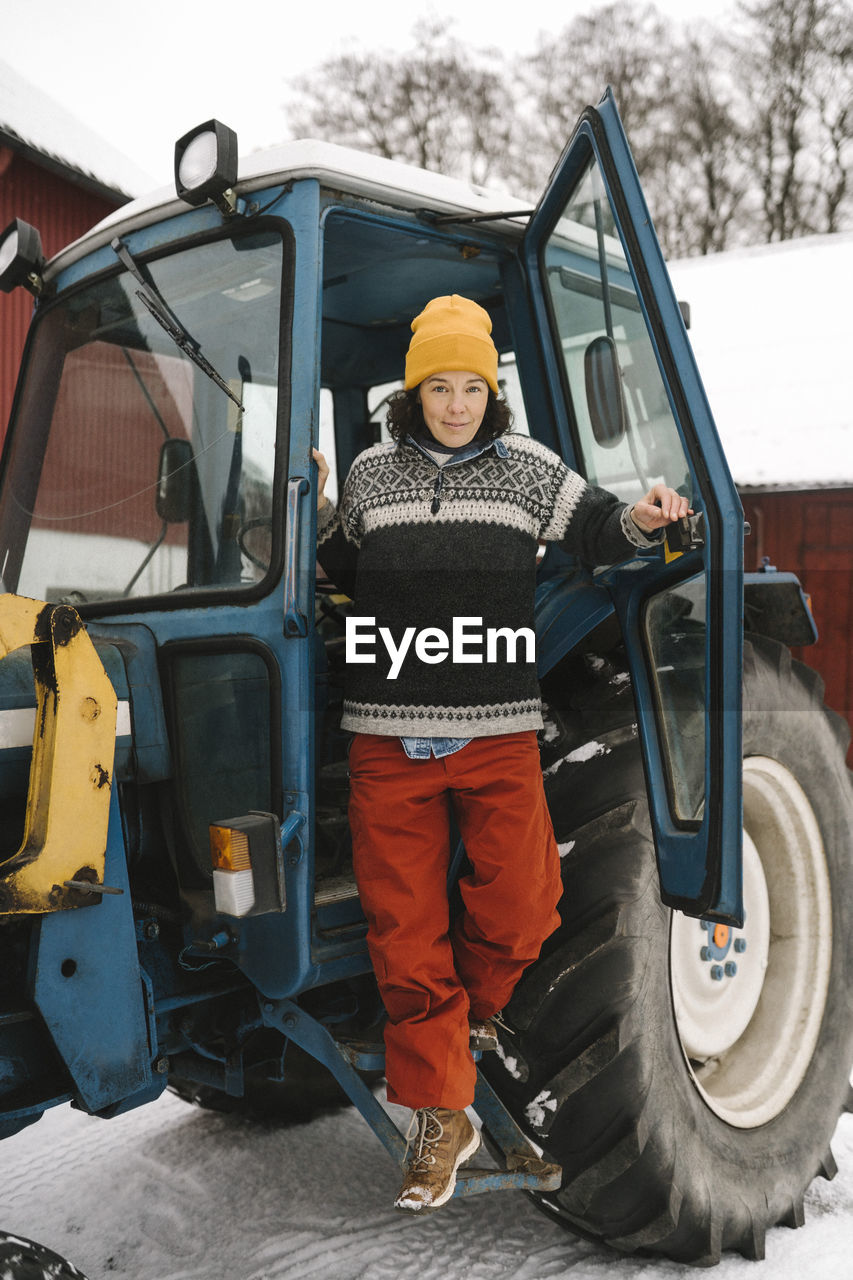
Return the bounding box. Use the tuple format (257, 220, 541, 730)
(483, 635, 853, 1265)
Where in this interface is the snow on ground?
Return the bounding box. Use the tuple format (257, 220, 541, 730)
(0, 1091, 851, 1279)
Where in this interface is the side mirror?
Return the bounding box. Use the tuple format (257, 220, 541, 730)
(584, 335, 626, 448)
(156, 439, 194, 522)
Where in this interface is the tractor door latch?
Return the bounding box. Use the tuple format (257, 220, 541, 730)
(665, 510, 705, 555)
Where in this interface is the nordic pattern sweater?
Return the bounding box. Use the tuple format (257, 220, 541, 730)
(316, 433, 659, 737)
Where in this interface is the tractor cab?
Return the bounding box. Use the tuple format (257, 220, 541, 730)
(0, 99, 743, 959)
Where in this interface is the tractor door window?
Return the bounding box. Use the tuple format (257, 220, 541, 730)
(537, 152, 710, 835)
(541, 158, 691, 505)
(166, 646, 278, 883)
(645, 576, 707, 823)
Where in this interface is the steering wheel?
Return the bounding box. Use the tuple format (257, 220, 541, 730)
(237, 516, 273, 571)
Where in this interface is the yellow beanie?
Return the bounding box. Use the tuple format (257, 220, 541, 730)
(404, 294, 499, 393)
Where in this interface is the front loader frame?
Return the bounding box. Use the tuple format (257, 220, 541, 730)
(0, 595, 117, 915)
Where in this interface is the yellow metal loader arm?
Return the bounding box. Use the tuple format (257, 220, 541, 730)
(0, 595, 117, 914)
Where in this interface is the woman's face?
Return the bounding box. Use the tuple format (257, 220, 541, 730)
(418, 371, 488, 448)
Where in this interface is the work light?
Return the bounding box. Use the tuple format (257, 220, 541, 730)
(0, 219, 45, 294)
(174, 120, 239, 214)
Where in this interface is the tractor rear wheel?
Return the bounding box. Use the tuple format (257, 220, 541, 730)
(484, 636, 853, 1264)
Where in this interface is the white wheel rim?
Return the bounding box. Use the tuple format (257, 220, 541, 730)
(669, 756, 832, 1127)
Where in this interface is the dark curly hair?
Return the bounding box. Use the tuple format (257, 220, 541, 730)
(385, 386, 513, 443)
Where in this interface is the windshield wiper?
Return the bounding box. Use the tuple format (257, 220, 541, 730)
(111, 237, 243, 411)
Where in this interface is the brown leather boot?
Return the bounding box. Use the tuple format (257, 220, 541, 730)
(468, 1016, 499, 1051)
(395, 1107, 480, 1212)
(470, 1009, 515, 1051)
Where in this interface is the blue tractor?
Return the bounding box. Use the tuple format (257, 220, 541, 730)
(0, 94, 851, 1270)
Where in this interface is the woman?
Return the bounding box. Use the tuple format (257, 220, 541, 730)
(312, 294, 689, 1213)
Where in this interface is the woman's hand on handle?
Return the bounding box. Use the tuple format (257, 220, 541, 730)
(312, 448, 329, 510)
(630, 484, 692, 534)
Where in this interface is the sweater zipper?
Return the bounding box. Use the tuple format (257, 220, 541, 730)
(429, 452, 476, 514)
(431, 469, 444, 515)
(404, 437, 487, 515)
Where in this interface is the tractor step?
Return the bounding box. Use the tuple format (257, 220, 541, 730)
(261, 1003, 562, 1200)
(334, 1035, 388, 1073)
(461, 1071, 562, 1195)
(335, 1034, 483, 1070)
(455, 1161, 562, 1196)
(334, 1034, 561, 1193)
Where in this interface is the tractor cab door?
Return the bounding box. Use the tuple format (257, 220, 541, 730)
(521, 90, 744, 923)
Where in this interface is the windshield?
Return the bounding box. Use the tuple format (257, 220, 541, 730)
(0, 228, 285, 604)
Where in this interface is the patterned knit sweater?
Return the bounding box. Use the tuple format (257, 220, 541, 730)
(316, 433, 659, 737)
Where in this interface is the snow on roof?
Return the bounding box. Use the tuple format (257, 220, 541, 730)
(46, 137, 532, 280)
(240, 137, 527, 213)
(0, 59, 155, 201)
(668, 233, 853, 490)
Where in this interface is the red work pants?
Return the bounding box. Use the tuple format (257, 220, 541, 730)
(348, 731, 562, 1110)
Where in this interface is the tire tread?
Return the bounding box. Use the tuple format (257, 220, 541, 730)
(483, 637, 853, 1263)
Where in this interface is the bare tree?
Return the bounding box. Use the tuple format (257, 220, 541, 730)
(650, 29, 749, 257)
(513, 0, 852, 253)
(812, 2, 853, 231)
(515, 2, 678, 193)
(285, 19, 516, 188)
(734, 0, 853, 240)
(282, 2, 852, 257)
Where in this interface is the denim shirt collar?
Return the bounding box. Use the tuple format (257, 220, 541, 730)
(403, 433, 509, 467)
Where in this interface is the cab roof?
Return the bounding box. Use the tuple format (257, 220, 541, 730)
(45, 139, 532, 282)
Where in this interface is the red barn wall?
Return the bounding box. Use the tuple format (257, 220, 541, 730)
(742, 488, 853, 763)
(0, 145, 121, 439)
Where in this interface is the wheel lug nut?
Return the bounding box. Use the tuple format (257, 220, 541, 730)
(734, 938, 747, 953)
(710, 965, 724, 981)
(700, 946, 711, 961)
(725, 961, 737, 977)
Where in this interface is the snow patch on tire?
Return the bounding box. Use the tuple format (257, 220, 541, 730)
(525, 1091, 558, 1129)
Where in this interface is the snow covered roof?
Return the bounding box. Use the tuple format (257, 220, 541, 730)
(668, 234, 853, 490)
(45, 138, 532, 281)
(0, 59, 155, 201)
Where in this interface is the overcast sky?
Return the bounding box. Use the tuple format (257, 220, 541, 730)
(3, 0, 736, 185)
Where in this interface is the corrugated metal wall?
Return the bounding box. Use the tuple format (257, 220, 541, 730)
(0, 146, 120, 437)
(742, 488, 853, 764)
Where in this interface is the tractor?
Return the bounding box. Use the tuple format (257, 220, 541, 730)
(0, 93, 850, 1270)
